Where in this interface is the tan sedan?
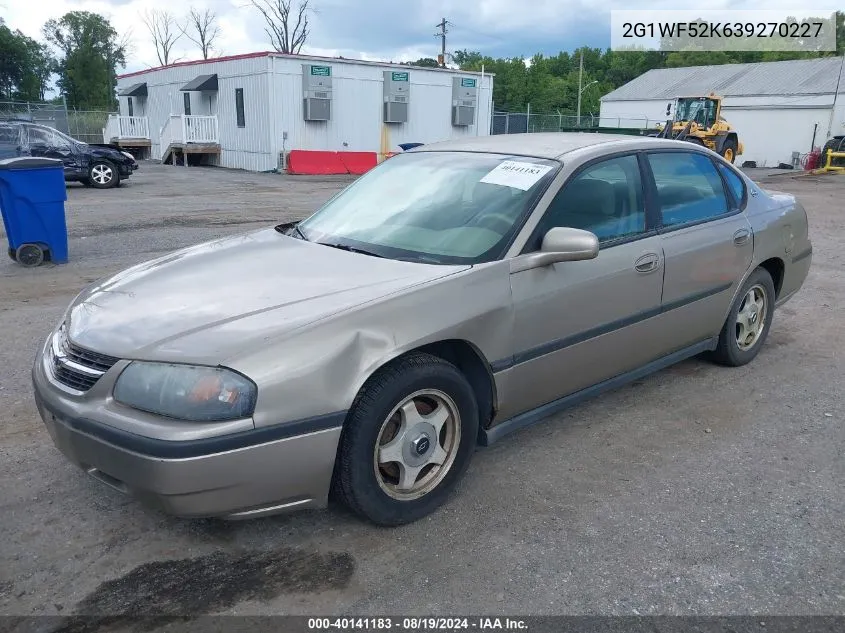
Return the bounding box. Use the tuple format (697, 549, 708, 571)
(32, 133, 812, 525)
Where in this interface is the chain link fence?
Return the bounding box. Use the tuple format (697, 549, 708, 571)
(491, 109, 666, 135)
(0, 100, 115, 144)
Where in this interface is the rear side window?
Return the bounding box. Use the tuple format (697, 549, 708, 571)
(716, 162, 746, 208)
(647, 152, 729, 228)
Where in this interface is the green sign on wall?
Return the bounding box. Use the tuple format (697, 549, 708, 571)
(391, 71, 409, 82)
(310, 65, 331, 76)
(461, 78, 477, 88)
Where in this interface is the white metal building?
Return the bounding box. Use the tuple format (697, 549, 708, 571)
(599, 56, 845, 167)
(108, 52, 494, 171)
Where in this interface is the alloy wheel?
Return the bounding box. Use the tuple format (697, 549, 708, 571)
(374, 389, 461, 501)
(735, 284, 767, 351)
(91, 164, 114, 185)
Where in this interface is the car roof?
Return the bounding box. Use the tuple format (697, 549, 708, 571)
(411, 132, 694, 160)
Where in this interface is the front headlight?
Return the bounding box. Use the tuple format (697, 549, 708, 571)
(114, 362, 257, 422)
(121, 151, 135, 160)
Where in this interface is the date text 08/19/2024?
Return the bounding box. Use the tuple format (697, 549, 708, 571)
(307, 618, 529, 630)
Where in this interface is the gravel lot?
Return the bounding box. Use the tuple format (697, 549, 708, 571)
(1, 163, 842, 620)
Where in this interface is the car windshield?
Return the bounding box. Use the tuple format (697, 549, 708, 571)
(298, 151, 560, 264)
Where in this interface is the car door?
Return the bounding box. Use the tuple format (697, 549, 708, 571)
(26, 126, 76, 175)
(645, 150, 753, 349)
(497, 153, 667, 421)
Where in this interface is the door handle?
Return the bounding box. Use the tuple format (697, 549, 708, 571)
(733, 229, 751, 246)
(634, 253, 660, 273)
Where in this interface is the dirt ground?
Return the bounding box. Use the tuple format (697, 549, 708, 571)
(0, 163, 842, 620)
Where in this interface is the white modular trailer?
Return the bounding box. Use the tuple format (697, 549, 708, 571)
(599, 57, 845, 168)
(115, 52, 494, 172)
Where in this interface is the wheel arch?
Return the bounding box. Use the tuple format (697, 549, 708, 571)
(349, 338, 498, 438)
(758, 256, 785, 298)
(721, 257, 786, 327)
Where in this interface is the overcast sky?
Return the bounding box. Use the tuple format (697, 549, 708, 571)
(2, 0, 841, 74)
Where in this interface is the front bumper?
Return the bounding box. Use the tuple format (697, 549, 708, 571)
(119, 163, 137, 177)
(32, 342, 343, 519)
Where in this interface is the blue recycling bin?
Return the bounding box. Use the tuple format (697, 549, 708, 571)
(0, 157, 68, 267)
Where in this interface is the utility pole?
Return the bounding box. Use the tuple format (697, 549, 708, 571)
(577, 50, 583, 127)
(435, 18, 448, 68)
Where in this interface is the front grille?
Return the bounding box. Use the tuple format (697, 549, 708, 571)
(65, 341, 118, 373)
(50, 327, 119, 392)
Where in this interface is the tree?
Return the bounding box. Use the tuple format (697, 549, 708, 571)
(142, 9, 182, 67)
(0, 21, 54, 101)
(403, 57, 440, 68)
(43, 11, 127, 109)
(181, 7, 220, 60)
(249, 0, 310, 54)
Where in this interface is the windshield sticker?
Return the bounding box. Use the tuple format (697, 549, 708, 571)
(479, 161, 554, 190)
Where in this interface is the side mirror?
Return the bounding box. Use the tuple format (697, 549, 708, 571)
(666, 103, 672, 116)
(511, 227, 599, 273)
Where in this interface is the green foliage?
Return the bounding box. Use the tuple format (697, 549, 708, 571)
(404, 57, 440, 68)
(43, 11, 126, 109)
(0, 21, 54, 101)
(454, 11, 845, 115)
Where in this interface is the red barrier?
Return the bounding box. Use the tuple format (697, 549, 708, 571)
(337, 151, 378, 175)
(287, 150, 347, 175)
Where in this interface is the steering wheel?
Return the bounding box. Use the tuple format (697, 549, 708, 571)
(474, 212, 516, 235)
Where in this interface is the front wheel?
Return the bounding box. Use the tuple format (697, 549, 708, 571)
(332, 352, 479, 526)
(722, 139, 738, 164)
(710, 268, 775, 367)
(88, 161, 119, 189)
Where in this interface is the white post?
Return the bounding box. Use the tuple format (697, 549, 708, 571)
(577, 50, 583, 126)
(478, 64, 484, 137)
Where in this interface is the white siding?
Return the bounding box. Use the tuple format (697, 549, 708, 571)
(600, 95, 840, 167)
(266, 56, 493, 162)
(116, 54, 493, 172)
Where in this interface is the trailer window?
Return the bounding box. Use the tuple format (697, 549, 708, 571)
(183, 92, 191, 116)
(235, 89, 245, 128)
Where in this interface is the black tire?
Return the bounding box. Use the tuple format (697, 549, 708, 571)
(15, 243, 46, 267)
(88, 160, 119, 189)
(710, 268, 775, 367)
(721, 138, 738, 164)
(332, 352, 479, 526)
(79, 177, 92, 187)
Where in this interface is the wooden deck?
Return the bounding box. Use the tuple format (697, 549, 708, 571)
(109, 138, 152, 148)
(162, 142, 222, 166)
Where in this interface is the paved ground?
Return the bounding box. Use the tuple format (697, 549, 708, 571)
(1, 163, 843, 620)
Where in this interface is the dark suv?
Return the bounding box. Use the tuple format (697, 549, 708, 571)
(0, 120, 138, 189)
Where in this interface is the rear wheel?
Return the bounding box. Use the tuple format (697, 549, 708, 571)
(710, 268, 775, 366)
(15, 243, 46, 267)
(333, 352, 478, 526)
(721, 138, 738, 164)
(88, 161, 119, 189)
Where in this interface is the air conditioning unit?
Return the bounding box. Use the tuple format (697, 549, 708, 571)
(303, 64, 332, 121)
(383, 70, 410, 123)
(452, 77, 478, 127)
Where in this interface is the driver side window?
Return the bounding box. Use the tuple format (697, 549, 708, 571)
(28, 127, 54, 147)
(533, 154, 647, 247)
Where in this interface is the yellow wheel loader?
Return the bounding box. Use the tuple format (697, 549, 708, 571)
(651, 94, 743, 163)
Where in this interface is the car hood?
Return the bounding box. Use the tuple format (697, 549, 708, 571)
(66, 228, 467, 362)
